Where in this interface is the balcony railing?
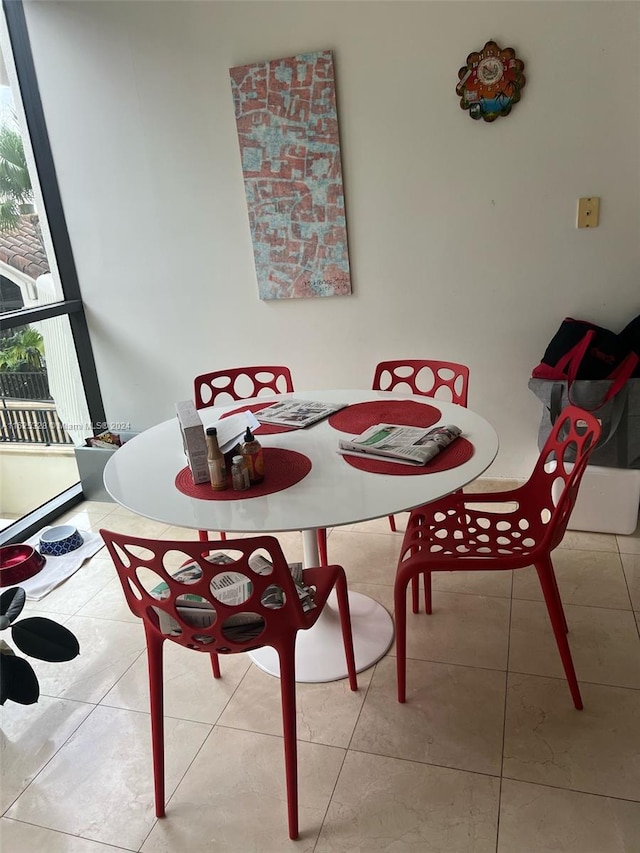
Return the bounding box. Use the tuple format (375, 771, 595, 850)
(0, 404, 72, 445)
(0, 370, 52, 401)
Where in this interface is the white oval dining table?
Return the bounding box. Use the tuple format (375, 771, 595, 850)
(103, 389, 499, 682)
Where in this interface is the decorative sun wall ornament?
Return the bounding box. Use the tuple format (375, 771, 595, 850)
(456, 40, 526, 122)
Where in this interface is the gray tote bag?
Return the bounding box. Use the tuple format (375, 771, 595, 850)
(528, 377, 640, 469)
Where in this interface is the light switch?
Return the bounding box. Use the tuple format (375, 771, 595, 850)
(577, 197, 600, 228)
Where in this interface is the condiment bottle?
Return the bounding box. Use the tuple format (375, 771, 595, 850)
(241, 426, 264, 484)
(231, 455, 250, 491)
(205, 426, 227, 491)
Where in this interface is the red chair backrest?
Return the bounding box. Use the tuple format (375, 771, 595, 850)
(100, 531, 308, 653)
(373, 360, 469, 406)
(194, 365, 294, 410)
(523, 405, 601, 551)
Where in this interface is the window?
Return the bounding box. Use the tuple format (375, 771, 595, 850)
(0, 1, 105, 545)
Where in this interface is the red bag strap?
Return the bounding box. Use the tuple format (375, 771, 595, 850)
(567, 350, 639, 406)
(561, 329, 595, 383)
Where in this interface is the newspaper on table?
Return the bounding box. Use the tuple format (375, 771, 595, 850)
(338, 423, 462, 466)
(255, 398, 347, 429)
(151, 552, 316, 641)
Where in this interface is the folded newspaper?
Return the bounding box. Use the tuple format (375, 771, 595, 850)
(256, 398, 347, 428)
(338, 423, 462, 466)
(151, 552, 316, 642)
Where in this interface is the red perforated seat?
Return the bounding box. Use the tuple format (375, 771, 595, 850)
(373, 359, 469, 406)
(193, 365, 328, 565)
(99, 530, 357, 840)
(194, 365, 294, 411)
(394, 405, 601, 710)
(372, 359, 470, 604)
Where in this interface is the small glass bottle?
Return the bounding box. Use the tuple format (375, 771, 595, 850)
(205, 426, 227, 491)
(231, 455, 250, 491)
(241, 426, 264, 484)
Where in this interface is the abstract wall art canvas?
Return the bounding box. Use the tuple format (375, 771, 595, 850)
(230, 50, 352, 300)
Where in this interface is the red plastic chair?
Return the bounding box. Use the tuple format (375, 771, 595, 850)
(99, 530, 357, 840)
(372, 359, 469, 407)
(394, 405, 601, 711)
(372, 359, 470, 603)
(193, 365, 329, 564)
(194, 365, 294, 411)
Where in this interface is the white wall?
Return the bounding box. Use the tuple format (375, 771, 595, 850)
(22, 0, 640, 477)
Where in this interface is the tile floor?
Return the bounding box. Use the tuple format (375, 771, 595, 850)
(2, 486, 640, 852)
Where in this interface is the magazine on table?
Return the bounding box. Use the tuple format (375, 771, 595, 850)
(255, 398, 347, 428)
(338, 423, 462, 467)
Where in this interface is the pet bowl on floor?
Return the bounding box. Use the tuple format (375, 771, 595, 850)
(39, 525, 84, 557)
(0, 544, 46, 587)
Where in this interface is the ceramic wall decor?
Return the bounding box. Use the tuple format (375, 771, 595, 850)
(456, 40, 526, 122)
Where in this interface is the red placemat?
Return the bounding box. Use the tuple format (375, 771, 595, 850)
(328, 400, 441, 434)
(220, 402, 296, 435)
(175, 447, 311, 500)
(341, 438, 474, 476)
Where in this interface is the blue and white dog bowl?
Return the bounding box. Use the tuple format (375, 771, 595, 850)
(39, 525, 84, 557)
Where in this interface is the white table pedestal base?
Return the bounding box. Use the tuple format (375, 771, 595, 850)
(247, 590, 394, 683)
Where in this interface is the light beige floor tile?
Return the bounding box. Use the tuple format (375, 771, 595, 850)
(76, 574, 139, 622)
(102, 642, 251, 724)
(6, 705, 211, 850)
(431, 568, 513, 599)
(16, 604, 73, 623)
(617, 523, 640, 555)
(504, 673, 640, 800)
(0, 819, 130, 853)
(316, 750, 499, 852)
(0, 696, 94, 812)
(218, 661, 372, 748)
(351, 657, 505, 776)
(400, 591, 510, 670)
(511, 549, 631, 610)
(621, 553, 640, 609)
(557, 530, 618, 553)
(34, 614, 145, 703)
(141, 726, 345, 852)
(509, 599, 640, 689)
(497, 778, 640, 853)
(347, 581, 395, 613)
(55, 501, 117, 530)
(322, 530, 401, 586)
(22, 557, 116, 616)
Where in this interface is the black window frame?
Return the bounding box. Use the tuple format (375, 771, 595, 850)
(0, 0, 106, 545)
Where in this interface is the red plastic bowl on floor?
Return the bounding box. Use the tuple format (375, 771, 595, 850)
(0, 544, 46, 587)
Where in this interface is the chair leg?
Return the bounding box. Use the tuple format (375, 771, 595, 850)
(277, 642, 299, 840)
(198, 529, 208, 542)
(317, 528, 328, 566)
(145, 626, 166, 817)
(423, 571, 432, 615)
(210, 652, 221, 679)
(535, 560, 582, 710)
(388, 514, 397, 532)
(548, 566, 568, 633)
(394, 577, 409, 703)
(220, 531, 227, 541)
(411, 575, 420, 613)
(334, 570, 358, 691)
